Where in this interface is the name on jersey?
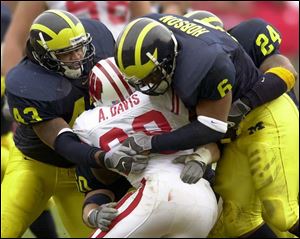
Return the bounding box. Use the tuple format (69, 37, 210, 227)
(159, 15, 209, 37)
(98, 93, 140, 122)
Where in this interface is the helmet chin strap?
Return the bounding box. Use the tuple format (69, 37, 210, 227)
(62, 65, 83, 79)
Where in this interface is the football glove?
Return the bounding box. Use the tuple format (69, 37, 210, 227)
(173, 153, 207, 184)
(103, 145, 149, 176)
(221, 98, 251, 144)
(87, 202, 118, 231)
(122, 135, 152, 153)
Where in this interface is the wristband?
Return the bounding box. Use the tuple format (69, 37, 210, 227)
(87, 208, 99, 228)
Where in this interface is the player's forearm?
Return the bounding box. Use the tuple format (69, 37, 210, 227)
(2, 43, 24, 76)
(129, 1, 152, 20)
(82, 190, 114, 228)
(260, 54, 298, 80)
(151, 117, 227, 152)
(54, 130, 104, 168)
(195, 143, 220, 165)
(241, 66, 295, 109)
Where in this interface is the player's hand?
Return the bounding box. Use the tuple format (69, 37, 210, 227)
(122, 135, 152, 154)
(222, 98, 251, 143)
(104, 146, 149, 176)
(173, 153, 207, 184)
(88, 202, 118, 231)
(228, 98, 251, 127)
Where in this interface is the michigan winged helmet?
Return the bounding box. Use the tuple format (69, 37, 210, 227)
(115, 17, 178, 95)
(28, 9, 95, 81)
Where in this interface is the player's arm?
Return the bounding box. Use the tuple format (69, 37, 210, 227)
(260, 54, 297, 80)
(2, 1, 47, 76)
(82, 189, 118, 231)
(173, 143, 220, 184)
(148, 54, 233, 152)
(128, 1, 152, 20)
(230, 19, 296, 109)
(33, 117, 149, 174)
(33, 117, 103, 168)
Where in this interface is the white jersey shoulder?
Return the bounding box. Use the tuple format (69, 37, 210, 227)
(46, 1, 130, 39)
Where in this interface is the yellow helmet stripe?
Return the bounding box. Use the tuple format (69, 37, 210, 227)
(183, 11, 196, 18)
(135, 21, 160, 66)
(117, 18, 142, 72)
(201, 16, 223, 25)
(31, 23, 58, 40)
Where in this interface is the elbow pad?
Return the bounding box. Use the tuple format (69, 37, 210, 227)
(151, 116, 227, 152)
(54, 130, 101, 168)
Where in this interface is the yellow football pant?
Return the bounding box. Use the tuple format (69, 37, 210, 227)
(1, 132, 14, 181)
(210, 94, 299, 237)
(1, 146, 93, 238)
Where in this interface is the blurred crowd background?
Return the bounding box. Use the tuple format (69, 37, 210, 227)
(2, 1, 298, 99)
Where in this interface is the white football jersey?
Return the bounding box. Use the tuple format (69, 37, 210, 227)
(46, 1, 130, 39)
(73, 90, 193, 187)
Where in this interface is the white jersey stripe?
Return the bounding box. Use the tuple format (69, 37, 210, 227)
(106, 58, 134, 96)
(95, 62, 126, 102)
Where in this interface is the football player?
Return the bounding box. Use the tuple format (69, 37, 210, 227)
(73, 57, 219, 238)
(185, 10, 298, 108)
(1, 3, 58, 238)
(2, 1, 152, 76)
(185, 11, 299, 238)
(2, 10, 147, 238)
(114, 13, 298, 238)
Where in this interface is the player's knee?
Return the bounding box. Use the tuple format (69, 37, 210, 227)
(6, 170, 44, 209)
(262, 199, 295, 231)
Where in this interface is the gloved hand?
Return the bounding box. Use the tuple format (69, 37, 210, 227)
(104, 146, 149, 176)
(221, 98, 251, 144)
(227, 98, 251, 127)
(122, 135, 152, 153)
(173, 153, 207, 184)
(88, 202, 118, 231)
(104, 145, 149, 176)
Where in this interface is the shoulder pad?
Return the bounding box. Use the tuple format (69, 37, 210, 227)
(228, 18, 281, 67)
(6, 59, 72, 101)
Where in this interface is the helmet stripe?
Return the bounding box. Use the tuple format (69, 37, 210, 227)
(117, 18, 142, 72)
(135, 21, 160, 67)
(106, 58, 134, 95)
(31, 23, 57, 39)
(95, 63, 126, 102)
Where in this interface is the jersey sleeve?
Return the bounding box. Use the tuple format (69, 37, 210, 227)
(6, 91, 58, 125)
(228, 18, 282, 67)
(73, 109, 98, 145)
(199, 53, 236, 100)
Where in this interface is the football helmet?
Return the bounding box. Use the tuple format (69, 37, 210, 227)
(29, 10, 95, 81)
(184, 10, 224, 29)
(115, 17, 178, 96)
(89, 57, 135, 107)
